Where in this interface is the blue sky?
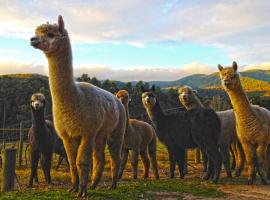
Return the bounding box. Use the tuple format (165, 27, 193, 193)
(0, 0, 270, 81)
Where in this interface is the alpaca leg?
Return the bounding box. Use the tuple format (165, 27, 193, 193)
(220, 145, 232, 178)
(28, 151, 39, 187)
(235, 141, 245, 177)
(76, 136, 93, 197)
(202, 150, 208, 172)
(256, 144, 269, 184)
(46, 153, 52, 184)
(175, 149, 186, 179)
(90, 136, 106, 189)
(40, 154, 48, 183)
(168, 151, 176, 178)
(140, 149, 150, 179)
(107, 136, 123, 189)
(131, 148, 140, 179)
(148, 141, 159, 180)
(118, 149, 129, 179)
(62, 137, 80, 193)
(230, 144, 237, 170)
(56, 156, 64, 171)
(205, 147, 222, 183)
(241, 142, 256, 185)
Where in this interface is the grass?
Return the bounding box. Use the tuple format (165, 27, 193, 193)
(0, 142, 225, 199)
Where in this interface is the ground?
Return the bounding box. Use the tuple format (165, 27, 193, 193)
(0, 142, 269, 199)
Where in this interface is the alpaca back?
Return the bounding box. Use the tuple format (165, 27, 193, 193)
(187, 108, 221, 146)
(129, 119, 155, 149)
(154, 111, 193, 148)
(54, 82, 124, 138)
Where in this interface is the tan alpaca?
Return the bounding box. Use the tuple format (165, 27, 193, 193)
(218, 61, 270, 184)
(178, 86, 245, 177)
(116, 90, 159, 180)
(30, 16, 126, 197)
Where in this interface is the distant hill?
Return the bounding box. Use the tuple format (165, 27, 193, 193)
(148, 69, 270, 92)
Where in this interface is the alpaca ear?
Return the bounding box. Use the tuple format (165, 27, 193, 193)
(217, 64, 223, 71)
(232, 61, 238, 71)
(192, 90, 198, 95)
(58, 15, 65, 34)
(151, 85, 156, 92)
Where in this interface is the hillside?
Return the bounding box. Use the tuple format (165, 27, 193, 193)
(149, 69, 270, 91)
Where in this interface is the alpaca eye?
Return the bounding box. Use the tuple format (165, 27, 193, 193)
(47, 32, 55, 38)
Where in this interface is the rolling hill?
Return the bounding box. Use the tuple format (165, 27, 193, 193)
(148, 69, 270, 91)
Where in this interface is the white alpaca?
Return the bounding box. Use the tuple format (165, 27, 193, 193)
(30, 16, 126, 197)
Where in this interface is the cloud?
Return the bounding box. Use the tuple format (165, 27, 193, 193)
(242, 62, 270, 71)
(0, 61, 47, 75)
(0, 1, 270, 63)
(0, 60, 214, 81)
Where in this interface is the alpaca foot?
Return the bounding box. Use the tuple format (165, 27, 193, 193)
(202, 173, 210, 180)
(34, 177, 39, 183)
(134, 175, 138, 180)
(68, 184, 79, 193)
(155, 175, 160, 180)
(27, 184, 33, 188)
(170, 174, 174, 179)
(110, 182, 117, 189)
(143, 174, 148, 180)
(227, 173, 232, 178)
(235, 169, 241, 177)
(261, 178, 269, 185)
(77, 185, 87, 198)
(247, 178, 253, 185)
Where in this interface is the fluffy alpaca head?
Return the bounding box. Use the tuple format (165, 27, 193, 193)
(30, 15, 68, 55)
(115, 90, 131, 105)
(141, 85, 157, 109)
(31, 93, 46, 111)
(178, 85, 198, 107)
(218, 61, 241, 91)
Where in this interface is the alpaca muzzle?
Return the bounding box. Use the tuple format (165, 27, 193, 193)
(30, 37, 41, 48)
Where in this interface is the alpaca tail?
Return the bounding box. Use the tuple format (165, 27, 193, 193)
(148, 127, 159, 179)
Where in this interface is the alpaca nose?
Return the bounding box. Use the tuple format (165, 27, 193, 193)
(30, 36, 38, 42)
(30, 36, 40, 47)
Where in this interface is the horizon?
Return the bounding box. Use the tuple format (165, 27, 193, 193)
(0, 0, 270, 81)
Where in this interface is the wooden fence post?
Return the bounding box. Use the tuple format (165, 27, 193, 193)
(18, 122, 24, 167)
(1, 148, 17, 192)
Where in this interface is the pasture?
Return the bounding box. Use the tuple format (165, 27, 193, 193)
(0, 142, 269, 200)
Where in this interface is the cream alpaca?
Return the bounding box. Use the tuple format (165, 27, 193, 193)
(178, 86, 245, 177)
(30, 16, 126, 197)
(218, 61, 270, 184)
(116, 90, 159, 180)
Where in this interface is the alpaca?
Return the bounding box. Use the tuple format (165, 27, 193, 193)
(178, 85, 245, 177)
(28, 93, 56, 187)
(116, 90, 159, 180)
(218, 61, 270, 185)
(141, 86, 222, 183)
(54, 135, 69, 171)
(30, 16, 126, 197)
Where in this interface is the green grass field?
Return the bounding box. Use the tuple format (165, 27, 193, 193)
(0, 142, 225, 199)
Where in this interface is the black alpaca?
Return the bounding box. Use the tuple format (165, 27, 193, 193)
(28, 93, 56, 187)
(141, 86, 222, 183)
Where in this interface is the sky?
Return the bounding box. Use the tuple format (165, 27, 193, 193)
(0, 0, 270, 81)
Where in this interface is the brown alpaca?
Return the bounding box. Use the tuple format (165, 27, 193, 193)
(178, 86, 245, 177)
(30, 16, 126, 197)
(116, 90, 159, 180)
(218, 61, 270, 185)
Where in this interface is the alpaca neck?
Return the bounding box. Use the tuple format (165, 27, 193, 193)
(226, 84, 255, 124)
(32, 108, 46, 129)
(184, 96, 204, 110)
(46, 37, 76, 102)
(146, 101, 165, 133)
